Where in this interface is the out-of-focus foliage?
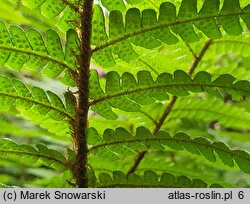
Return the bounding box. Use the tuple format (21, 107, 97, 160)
(0, 0, 250, 188)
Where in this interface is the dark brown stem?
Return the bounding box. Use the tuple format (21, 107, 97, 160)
(188, 39, 213, 76)
(72, 0, 94, 188)
(127, 39, 213, 174)
(153, 96, 178, 133)
(127, 151, 147, 174)
(153, 39, 213, 133)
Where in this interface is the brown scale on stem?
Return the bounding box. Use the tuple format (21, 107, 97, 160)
(71, 0, 94, 188)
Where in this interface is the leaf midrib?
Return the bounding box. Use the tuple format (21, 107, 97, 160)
(89, 136, 250, 162)
(0, 149, 66, 168)
(0, 46, 75, 71)
(89, 82, 249, 106)
(214, 39, 250, 46)
(0, 92, 73, 119)
(92, 11, 250, 52)
(170, 107, 250, 123)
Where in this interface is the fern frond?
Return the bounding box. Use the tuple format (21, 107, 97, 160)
(92, 0, 250, 67)
(0, 76, 74, 135)
(0, 117, 66, 141)
(88, 127, 250, 173)
(199, 33, 250, 80)
(135, 152, 237, 187)
(102, 32, 250, 79)
(95, 170, 221, 187)
(0, 21, 79, 86)
(168, 97, 250, 129)
(0, 138, 66, 170)
(89, 70, 250, 119)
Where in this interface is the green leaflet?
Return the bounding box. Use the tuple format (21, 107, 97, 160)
(241, 4, 250, 28)
(92, 0, 250, 67)
(220, 0, 243, 36)
(0, 138, 66, 170)
(0, 76, 74, 135)
(109, 10, 138, 62)
(89, 70, 250, 119)
(89, 70, 118, 120)
(0, 20, 79, 86)
(95, 170, 221, 188)
(173, 0, 200, 42)
(126, 8, 162, 49)
(169, 97, 250, 129)
(194, 0, 222, 39)
(88, 127, 250, 173)
(92, 5, 116, 68)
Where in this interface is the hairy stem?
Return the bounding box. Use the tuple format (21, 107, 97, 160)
(73, 0, 94, 188)
(127, 39, 213, 174)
